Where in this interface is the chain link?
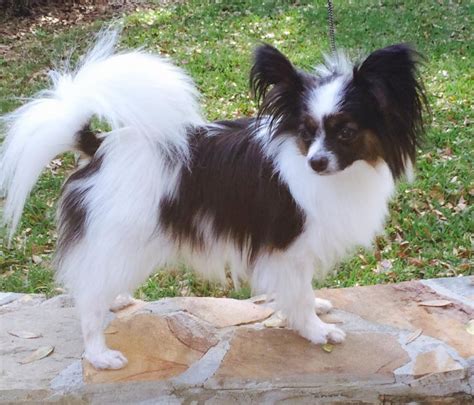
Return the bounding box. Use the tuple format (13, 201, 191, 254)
(327, 0, 336, 54)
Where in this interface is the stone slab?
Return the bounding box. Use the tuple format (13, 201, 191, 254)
(83, 313, 219, 384)
(210, 328, 409, 387)
(1, 277, 473, 404)
(318, 279, 474, 359)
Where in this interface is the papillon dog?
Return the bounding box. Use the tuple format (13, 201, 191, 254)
(0, 30, 427, 370)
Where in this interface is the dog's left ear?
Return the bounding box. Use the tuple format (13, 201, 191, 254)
(250, 44, 305, 134)
(353, 44, 428, 178)
(353, 44, 425, 112)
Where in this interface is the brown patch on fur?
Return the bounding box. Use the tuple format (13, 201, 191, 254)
(362, 129, 385, 166)
(76, 125, 102, 157)
(56, 155, 104, 259)
(303, 114, 318, 134)
(295, 136, 309, 155)
(324, 112, 355, 132)
(297, 114, 319, 153)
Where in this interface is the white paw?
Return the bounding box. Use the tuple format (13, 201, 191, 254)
(314, 297, 333, 314)
(85, 349, 128, 370)
(110, 294, 134, 312)
(300, 321, 346, 345)
(325, 323, 346, 343)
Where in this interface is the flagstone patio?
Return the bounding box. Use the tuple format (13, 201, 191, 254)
(1, 276, 473, 404)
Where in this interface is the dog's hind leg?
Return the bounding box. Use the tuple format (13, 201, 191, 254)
(59, 236, 159, 370)
(76, 289, 128, 369)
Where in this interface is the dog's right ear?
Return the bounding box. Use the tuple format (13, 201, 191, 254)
(250, 44, 304, 134)
(250, 44, 302, 103)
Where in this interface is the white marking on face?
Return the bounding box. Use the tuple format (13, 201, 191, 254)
(307, 132, 339, 174)
(308, 133, 325, 156)
(308, 76, 346, 121)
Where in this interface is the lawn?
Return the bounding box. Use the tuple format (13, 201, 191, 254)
(0, 0, 472, 299)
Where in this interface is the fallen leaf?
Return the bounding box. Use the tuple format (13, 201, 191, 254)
(8, 330, 42, 339)
(249, 294, 268, 304)
(32, 255, 42, 264)
(104, 327, 118, 335)
(263, 311, 286, 328)
(19, 295, 33, 303)
(322, 343, 333, 353)
(114, 299, 147, 318)
(406, 329, 423, 344)
(466, 320, 474, 335)
(408, 258, 424, 267)
(418, 299, 452, 307)
(263, 318, 282, 328)
(19, 345, 54, 364)
(374, 259, 393, 274)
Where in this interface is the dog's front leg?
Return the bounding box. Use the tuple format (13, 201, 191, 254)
(253, 255, 345, 345)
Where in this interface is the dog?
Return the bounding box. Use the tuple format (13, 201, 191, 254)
(0, 30, 427, 369)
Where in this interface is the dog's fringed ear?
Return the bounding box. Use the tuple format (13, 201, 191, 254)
(250, 44, 304, 135)
(353, 44, 428, 178)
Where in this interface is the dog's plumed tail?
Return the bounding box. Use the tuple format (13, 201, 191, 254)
(0, 29, 203, 240)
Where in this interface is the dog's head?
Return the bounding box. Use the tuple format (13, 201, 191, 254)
(250, 44, 428, 179)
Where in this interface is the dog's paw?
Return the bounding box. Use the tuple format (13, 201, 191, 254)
(325, 323, 346, 343)
(85, 349, 128, 370)
(314, 297, 333, 314)
(300, 320, 346, 345)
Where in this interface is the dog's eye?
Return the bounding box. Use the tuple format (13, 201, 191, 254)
(301, 131, 313, 143)
(338, 127, 356, 141)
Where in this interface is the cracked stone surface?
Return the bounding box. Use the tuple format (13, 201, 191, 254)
(1, 276, 473, 404)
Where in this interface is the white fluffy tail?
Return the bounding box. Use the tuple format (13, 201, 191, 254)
(0, 29, 203, 240)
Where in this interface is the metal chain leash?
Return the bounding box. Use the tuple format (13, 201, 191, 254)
(327, 0, 336, 54)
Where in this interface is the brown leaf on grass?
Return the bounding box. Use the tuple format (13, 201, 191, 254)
(454, 196, 467, 213)
(374, 259, 392, 274)
(19, 345, 54, 364)
(429, 186, 445, 204)
(407, 258, 424, 267)
(418, 299, 452, 307)
(31, 255, 42, 264)
(433, 209, 447, 221)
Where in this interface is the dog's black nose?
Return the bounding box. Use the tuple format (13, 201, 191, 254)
(309, 156, 329, 172)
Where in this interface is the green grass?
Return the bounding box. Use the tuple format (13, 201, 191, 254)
(0, 0, 472, 298)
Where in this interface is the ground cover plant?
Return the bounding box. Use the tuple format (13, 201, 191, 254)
(0, 0, 472, 299)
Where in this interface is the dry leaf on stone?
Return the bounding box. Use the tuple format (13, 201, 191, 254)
(263, 312, 286, 328)
(19, 345, 54, 364)
(114, 300, 147, 319)
(418, 299, 452, 307)
(104, 326, 118, 335)
(406, 329, 423, 344)
(8, 330, 42, 339)
(249, 294, 268, 304)
(466, 320, 474, 335)
(322, 343, 333, 353)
